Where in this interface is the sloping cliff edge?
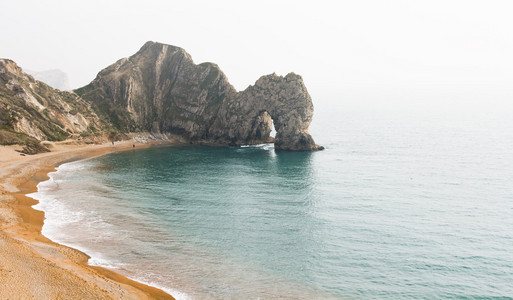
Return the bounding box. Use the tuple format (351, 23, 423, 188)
(1, 41, 323, 152)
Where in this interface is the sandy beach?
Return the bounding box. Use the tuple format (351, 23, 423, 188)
(0, 140, 177, 299)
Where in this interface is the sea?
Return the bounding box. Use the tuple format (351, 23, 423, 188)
(29, 101, 513, 299)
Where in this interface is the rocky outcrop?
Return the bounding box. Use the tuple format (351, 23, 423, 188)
(0, 59, 103, 145)
(76, 41, 322, 151)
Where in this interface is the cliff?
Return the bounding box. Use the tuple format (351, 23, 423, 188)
(1, 41, 322, 152)
(0, 59, 104, 152)
(76, 41, 323, 151)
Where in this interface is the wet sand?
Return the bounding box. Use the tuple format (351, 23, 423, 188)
(0, 140, 178, 299)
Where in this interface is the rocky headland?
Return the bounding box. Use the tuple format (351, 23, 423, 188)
(1, 41, 323, 152)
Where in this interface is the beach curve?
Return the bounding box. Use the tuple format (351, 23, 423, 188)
(0, 140, 178, 299)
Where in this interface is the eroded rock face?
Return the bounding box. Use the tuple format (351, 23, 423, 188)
(76, 41, 323, 151)
(0, 59, 102, 143)
(76, 42, 237, 138)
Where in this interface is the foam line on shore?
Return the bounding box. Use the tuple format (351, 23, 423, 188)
(29, 163, 191, 299)
(0, 139, 181, 299)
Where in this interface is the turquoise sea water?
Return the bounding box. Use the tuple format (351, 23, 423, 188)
(31, 104, 513, 299)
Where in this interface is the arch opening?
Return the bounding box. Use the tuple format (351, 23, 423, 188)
(270, 119, 276, 138)
(249, 111, 275, 145)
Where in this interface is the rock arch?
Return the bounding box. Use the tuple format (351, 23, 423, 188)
(211, 73, 323, 151)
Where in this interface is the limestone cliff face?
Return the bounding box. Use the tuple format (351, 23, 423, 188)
(77, 41, 323, 151)
(0, 59, 102, 145)
(76, 42, 237, 140)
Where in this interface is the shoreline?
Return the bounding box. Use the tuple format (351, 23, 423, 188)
(0, 139, 179, 299)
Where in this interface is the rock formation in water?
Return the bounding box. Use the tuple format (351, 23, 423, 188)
(0, 59, 103, 150)
(211, 72, 322, 151)
(76, 41, 323, 151)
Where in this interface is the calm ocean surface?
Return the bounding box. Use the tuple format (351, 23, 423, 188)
(30, 103, 513, 299)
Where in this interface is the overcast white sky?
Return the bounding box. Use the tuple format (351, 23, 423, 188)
(1, 0, 512, 111)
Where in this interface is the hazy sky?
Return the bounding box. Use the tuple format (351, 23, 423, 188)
(1, 0, 512, 111)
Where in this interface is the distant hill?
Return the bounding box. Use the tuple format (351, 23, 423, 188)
(26, 69, 70, 91)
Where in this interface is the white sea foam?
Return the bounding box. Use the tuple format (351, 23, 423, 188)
(240, 143, 273, 149)
(28, 161, 191, 300)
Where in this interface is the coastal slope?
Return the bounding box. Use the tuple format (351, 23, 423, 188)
(0, 59, 105, 152)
